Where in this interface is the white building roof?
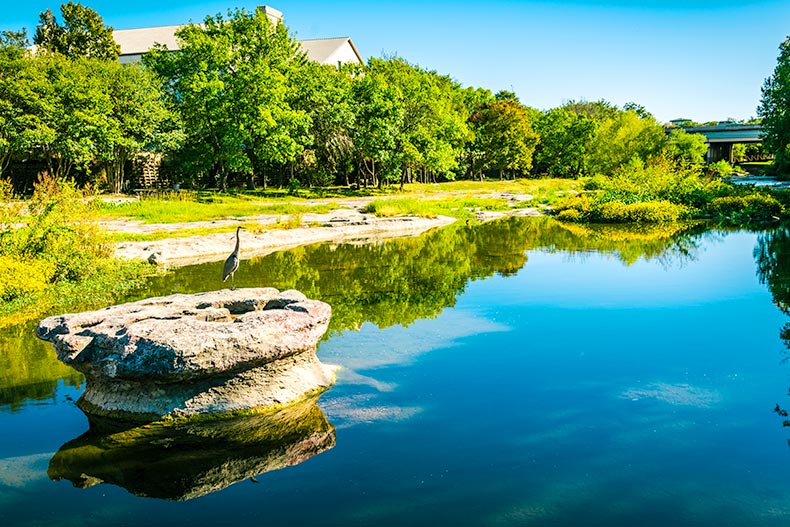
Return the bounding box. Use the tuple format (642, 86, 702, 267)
(299, 37, 363, 66)
(112, 14, 363, 66)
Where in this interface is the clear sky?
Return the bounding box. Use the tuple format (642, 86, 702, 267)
(3, 0, 790, 123)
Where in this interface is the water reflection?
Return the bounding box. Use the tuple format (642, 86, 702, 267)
(137, 218, 707, 335)
(1, 217, 707, 410)
(754, 225, 790, 443)
(47, 396, 335, 501)
(0, 320, 83, 411)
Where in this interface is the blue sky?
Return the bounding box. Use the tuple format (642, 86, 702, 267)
(4, 0, 789, 123)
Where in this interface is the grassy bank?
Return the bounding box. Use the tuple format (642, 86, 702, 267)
(1, 172, 785, 327)
(0, 179, 162, 328)
(551, 157, 786, 224)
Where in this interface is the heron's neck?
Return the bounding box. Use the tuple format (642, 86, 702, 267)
(234, 230, 241, 253)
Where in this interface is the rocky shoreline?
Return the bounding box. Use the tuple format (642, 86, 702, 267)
(111, 209, 457, 267)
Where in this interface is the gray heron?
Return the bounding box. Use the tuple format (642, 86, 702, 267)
(223, 226, 244, 290)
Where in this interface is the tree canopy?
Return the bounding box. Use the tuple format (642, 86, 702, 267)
(33, 2, 120, 60)
(0, 2, 716, 193)
(758, 35, 790, 176)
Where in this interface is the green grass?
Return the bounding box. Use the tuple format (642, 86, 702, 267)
(99, 196, 337, 224)
(362, 195, 516, 219)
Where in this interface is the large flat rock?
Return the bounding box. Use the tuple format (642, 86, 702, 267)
(36, 288, 336, 420)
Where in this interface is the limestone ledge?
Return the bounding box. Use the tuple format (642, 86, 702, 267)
(36, 288, 336, 421)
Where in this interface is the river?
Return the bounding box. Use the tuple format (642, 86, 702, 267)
(2, 217, 790, 526)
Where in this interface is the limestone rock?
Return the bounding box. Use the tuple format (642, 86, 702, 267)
(36, 288, 336, 420)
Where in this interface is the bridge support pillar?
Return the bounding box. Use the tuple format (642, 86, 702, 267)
(708, 143, 733, 164)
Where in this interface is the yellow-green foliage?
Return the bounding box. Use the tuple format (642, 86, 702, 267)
(554, 195, 685, 223)
(556, 156, 785, 224)
(0, 178, 14, 201)
(597, 201, 686, 223)
(707, 194, 783, 221)
(0, 256, 54, 301)
(0, 177, 159, 326)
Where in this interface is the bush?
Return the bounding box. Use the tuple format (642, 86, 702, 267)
(597, 200, 686, 223)
(707, 194, 783, 221)
(556, 208, 583, 222)
(0, 256, 54, 301)
(706, 160, 736, 178)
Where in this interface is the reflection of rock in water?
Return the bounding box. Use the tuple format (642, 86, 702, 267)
(47, 397, 335, 501)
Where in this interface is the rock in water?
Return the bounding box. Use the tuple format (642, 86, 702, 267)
(36, 288, 336, 421)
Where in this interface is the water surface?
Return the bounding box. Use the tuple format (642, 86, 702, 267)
(2, 218, 790, 526)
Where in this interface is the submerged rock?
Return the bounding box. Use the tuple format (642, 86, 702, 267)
(48, 396, 335, 500)
(36, 288, 335, 420)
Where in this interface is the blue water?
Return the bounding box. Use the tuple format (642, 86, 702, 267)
(2, 223, 790, 526)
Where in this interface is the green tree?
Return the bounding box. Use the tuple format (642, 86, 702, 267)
(665, 128, 708, 165)
(33, 2, 120, 60)
(587, 107, 667, 175)
(349, 70, 402, 187)
(30, 55, 109, 179)
(364, 58, 471, 186)
(289, 62, 356, 186)
(144, 8, 308, 189)
(0, 36, 53, 179)
(533, 107, 595, 177)
(1, 29, 29, 49)
(94, 62, 181, 193)
(469, 99, 538, 179)
(758, 35, 790, 176)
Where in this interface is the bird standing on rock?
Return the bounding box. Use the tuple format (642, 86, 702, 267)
(223, 226, 244, 290)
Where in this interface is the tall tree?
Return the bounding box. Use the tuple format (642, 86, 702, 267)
(289, 62, 356, 186)
(533, 107, 595, 178)
(758, 35, 790, 176)
(144, 8, 308, 189)
(94, 61, 181, 193)
(587, 108, 666, 175)
(0, 36, 53, 179)
(34, 2, 120, 60)
(469, 99, 538, 179)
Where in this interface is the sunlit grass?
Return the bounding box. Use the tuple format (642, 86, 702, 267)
(96, 178, 581, 224)
(107, 214, 306, 242)
(99, 196, 336, 224)
(363, 195, 515, 219)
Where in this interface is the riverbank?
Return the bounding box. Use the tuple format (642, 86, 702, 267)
(105, 191, 545, 267)
(112, 209, 458, 266)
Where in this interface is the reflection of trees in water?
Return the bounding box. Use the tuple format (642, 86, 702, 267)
(0, 320, 83, 410)
(3, 217, 707, 408)
(755, 226, 790, 314)
(48, 396, 335, 501)
(754, 227, 790, 363)
(542, 221, 708, 268)
(753, 226, 790, 443)
(142, 217, 706, 335)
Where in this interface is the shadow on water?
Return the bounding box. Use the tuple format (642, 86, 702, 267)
(2, 217, 708, 410)
(47, 396, 335, 501)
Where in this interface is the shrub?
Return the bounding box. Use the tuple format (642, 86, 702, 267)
(0, 256, 54, 301)
(596, 200, 686, 223)
(556, 208, 583, 222)
(707, 194, 783, 221)
(552, 194, 594, 216)
(706, 160, 736, 178)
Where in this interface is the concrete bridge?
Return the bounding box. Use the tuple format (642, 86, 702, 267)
(681, 123, 763, 163)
